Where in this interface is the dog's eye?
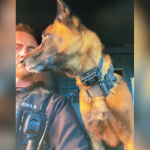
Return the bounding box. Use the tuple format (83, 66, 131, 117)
(42, 34, 49, 43)
(44, 35, 49, 40)
(44, 35, 48, 38)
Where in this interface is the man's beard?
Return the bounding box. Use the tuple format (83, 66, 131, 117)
(16, 70, 33, 80)
(16, 62, 33, 80)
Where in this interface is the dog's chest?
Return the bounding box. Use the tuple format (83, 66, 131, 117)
(79, 96, 111, 135)
(79, 95, 123, 147)
(80, 101, 121, 146)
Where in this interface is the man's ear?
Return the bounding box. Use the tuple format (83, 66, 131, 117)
(56, 0, 80, 27)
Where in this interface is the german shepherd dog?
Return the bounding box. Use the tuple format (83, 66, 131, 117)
(21, 0, 134, 149)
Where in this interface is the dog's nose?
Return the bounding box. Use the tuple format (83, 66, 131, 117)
(20, 57, 26, 65)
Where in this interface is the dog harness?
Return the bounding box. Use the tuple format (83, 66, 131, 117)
(80, 57, 117, 98)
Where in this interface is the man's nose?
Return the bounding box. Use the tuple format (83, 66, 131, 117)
(20, 47, 27, 65)
(20, 47, 28, 57)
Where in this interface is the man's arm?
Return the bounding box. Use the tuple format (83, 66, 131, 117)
(46, 94, 89, 150)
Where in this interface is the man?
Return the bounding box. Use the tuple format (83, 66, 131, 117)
(16, 23, 89, 150)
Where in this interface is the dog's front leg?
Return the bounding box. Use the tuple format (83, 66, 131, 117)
(91, 138, 105, 150)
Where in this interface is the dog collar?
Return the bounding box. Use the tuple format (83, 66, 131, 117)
(80, 57, 117, 98)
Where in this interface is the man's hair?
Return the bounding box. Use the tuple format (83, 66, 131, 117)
(16, 23, 36, 40)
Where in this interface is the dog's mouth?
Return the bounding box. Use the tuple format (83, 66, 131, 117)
(26, 63, 56, 73)
(26, 56, 57, 73)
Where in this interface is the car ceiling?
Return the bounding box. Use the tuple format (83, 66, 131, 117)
(16, 0, 134, 48)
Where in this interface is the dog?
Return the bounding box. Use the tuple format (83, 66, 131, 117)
(21, 0, 134, 149)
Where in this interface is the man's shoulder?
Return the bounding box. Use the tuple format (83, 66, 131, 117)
(16, 85, 69, 104)
(37, 86, 70, 108)
(16, 85, 70, 114)
(45, 92, 70, 120)
(38, 86, 69, 103)
(49, 93, 69, 103)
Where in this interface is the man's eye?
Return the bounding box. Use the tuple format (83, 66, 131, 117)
(16, 46, 21, 51)
(28, 49, 33, 53)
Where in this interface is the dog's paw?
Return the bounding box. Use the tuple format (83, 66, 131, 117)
(92, 143, 105, 150)
(91, 138, 105, 150)
(100, 146, 105, 150)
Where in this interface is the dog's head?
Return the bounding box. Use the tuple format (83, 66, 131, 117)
(22, 0, 104, 77)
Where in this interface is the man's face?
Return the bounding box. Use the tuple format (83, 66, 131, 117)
(16, 31, 38, 79)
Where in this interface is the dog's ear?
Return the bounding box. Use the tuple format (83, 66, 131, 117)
(56, 0, 80, 27)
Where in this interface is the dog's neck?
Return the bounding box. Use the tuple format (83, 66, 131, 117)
(63, 30, 112, 89)
(74, 54, 112, 89)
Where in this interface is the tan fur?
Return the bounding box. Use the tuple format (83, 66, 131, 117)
(25, 1, 134, 149)
(78, 74, 134, 150)
(49, 18, 134, 149)
(44, 18, 134, 149)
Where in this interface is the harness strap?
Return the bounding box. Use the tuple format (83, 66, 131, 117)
(83, 85, 104, 98)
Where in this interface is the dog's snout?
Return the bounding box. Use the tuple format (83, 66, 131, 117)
(20, 57, 26, 65)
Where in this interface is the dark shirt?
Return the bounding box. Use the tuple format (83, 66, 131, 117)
(16, 81, 89, 150)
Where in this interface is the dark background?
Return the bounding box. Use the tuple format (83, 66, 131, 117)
(16, 0, 134, 48)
